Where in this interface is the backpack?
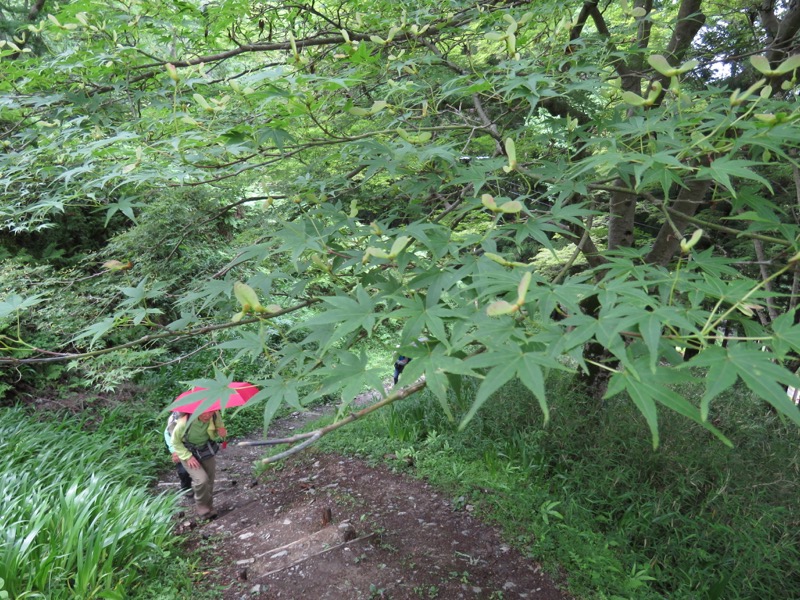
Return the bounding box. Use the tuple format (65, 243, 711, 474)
(177, 412, 221, 462)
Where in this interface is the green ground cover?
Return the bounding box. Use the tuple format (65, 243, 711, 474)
(315, 375, 800, 599)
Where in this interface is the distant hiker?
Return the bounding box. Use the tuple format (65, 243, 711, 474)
(171, 410, 227, 520)
(393, 355, 411, 385)
(164, 412, 193, 495)
(393, 337, 430, 384)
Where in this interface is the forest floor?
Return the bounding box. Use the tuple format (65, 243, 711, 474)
(158, 388, 571, 600)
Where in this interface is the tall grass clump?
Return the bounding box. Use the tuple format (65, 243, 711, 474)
(316, 374, 800, 599)
(0, 406, 181, 599)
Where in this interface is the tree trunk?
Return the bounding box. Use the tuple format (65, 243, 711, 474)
(608, 186, 637, 250)
(645, 179, 711, 267)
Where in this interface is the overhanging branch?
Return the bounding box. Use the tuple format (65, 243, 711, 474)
(0, 299, 319, 366)
(239, 379, 428, 464)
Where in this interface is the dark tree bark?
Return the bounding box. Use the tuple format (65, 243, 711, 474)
(28, 0, 46, 21)
(608, 188, 637, 251)
(645, 179, 712, 267)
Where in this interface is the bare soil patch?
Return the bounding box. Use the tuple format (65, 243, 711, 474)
(161, 405, 570, 600)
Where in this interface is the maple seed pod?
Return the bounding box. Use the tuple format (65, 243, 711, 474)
(311, 254, 329, 271)
(516, 271, 532, 305)
(499, 200, 523, 214)
(680, 229, 703, 253)
(481, 194, 498, 211)
(485, 252, 511, 266)
(487, 300, 518, 316)
(389, 236, 410, 258)
(648, 54, 677, 77)
(234, 282, 264, 312)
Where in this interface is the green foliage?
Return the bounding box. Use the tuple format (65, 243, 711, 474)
(317, 373, 800, 599)
(0, 406, 187, 599)
(4, 0, 800, 465)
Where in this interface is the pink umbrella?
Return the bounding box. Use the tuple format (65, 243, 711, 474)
(172, 381, 258, 414)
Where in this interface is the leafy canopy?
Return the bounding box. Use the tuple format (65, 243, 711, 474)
(3, 0, 800, 448)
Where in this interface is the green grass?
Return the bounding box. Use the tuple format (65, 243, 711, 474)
(0, 372, 301, 600)
(314, 374, 800, 600)
(0, 404, 192, 599)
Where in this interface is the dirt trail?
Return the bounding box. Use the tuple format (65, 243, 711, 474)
(161, 397, 570, 600)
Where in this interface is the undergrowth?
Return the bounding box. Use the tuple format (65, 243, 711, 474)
(315, 374, 800, 600)
(0, 377, 258, 600)
(0, 403, 187, 599)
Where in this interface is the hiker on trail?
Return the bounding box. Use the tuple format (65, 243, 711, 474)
(393, 337, 429, 385)
(171, 410, 227, 519)
(164, 412, 193, 495)
(393, 355, 411, 385)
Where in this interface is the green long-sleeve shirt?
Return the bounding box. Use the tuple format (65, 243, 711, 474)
(170, 414, 223, 462)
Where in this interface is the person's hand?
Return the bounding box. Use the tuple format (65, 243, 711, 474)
(171, 452, 180, 464)
(217, 427, 227, 438)
(187, 456, 200, 469)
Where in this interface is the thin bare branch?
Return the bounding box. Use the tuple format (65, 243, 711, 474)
(240, 379, 428, 464)
(0, 299, 319, 366)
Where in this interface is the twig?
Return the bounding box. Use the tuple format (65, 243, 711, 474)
(552, 215, 594, 284)
(0, 299, 319, 365)
(238, 431, 317, 447)
(256, 532, 378, 580)
(257, 432, 323, 463)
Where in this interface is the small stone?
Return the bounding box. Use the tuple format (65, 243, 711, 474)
(271, 550, 288, 559)
(338, 522, 357, 542)
(236, 558, 255, 565)
(239, 532, 254, 540)
(249, 584, 261, 594)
